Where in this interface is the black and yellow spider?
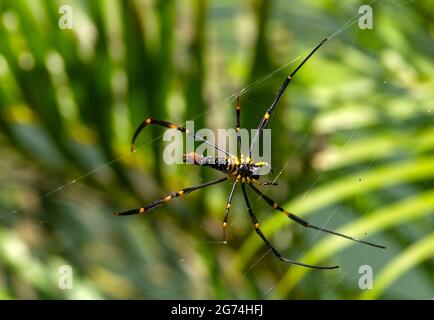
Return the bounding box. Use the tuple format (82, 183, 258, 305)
(115, 38, 385, 269)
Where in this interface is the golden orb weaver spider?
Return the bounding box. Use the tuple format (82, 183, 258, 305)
(115, 37, 385, 269)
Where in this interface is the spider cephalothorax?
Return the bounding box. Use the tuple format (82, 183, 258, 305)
(115, 37, 385, 269)
(235, 156, 263, 181)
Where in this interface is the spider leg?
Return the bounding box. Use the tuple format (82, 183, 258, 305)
(131, 118, 233, 157)
(249, 184, 386, 249)
(249, 38, 328, 157)
(115, 177, 228, 216)
(254, 181, 278, 186)
(241, 184, 339, 270)
(223, 180, 238, 243)
(235, 96, 242, 157)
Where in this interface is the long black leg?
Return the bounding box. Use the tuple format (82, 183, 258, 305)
(235, 96, 242, 157)
(249, 184, 386, 249)
(241, 184, 339, 270)
(115, 177, 228, 216)
(131, 118, 234, 157)
(249, 38, 329, 157)
(223, 180, 238, 243)
(254, 181, 278, 186)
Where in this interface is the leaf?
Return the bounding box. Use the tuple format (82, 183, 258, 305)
(359, 231, 434, 300)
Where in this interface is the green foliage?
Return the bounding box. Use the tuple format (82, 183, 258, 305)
(0, 0, 432, 299)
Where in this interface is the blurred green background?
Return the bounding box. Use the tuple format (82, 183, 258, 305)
(0, 0, 433, 299)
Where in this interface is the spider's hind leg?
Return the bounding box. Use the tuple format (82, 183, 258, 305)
(249, 184, 386, 249)
(114, 177, 228, 216)
(240, 184, 339, 270)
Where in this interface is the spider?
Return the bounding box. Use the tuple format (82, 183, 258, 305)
(115, 37, 385, 269)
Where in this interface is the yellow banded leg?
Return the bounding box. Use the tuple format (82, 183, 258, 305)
(248, 184, 385, 249)
(235, 96, 242, 156)
(115, 177, 228, 216)
(223, 180, 238, 244)
(240, 184, 338, 269)
(130, 118, 232, 157)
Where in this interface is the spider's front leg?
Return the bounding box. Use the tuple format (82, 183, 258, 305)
(131, 118, 233, 157)
(235, 95, 242, 156)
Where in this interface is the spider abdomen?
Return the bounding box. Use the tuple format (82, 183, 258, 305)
(183, 153, 238, 174)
